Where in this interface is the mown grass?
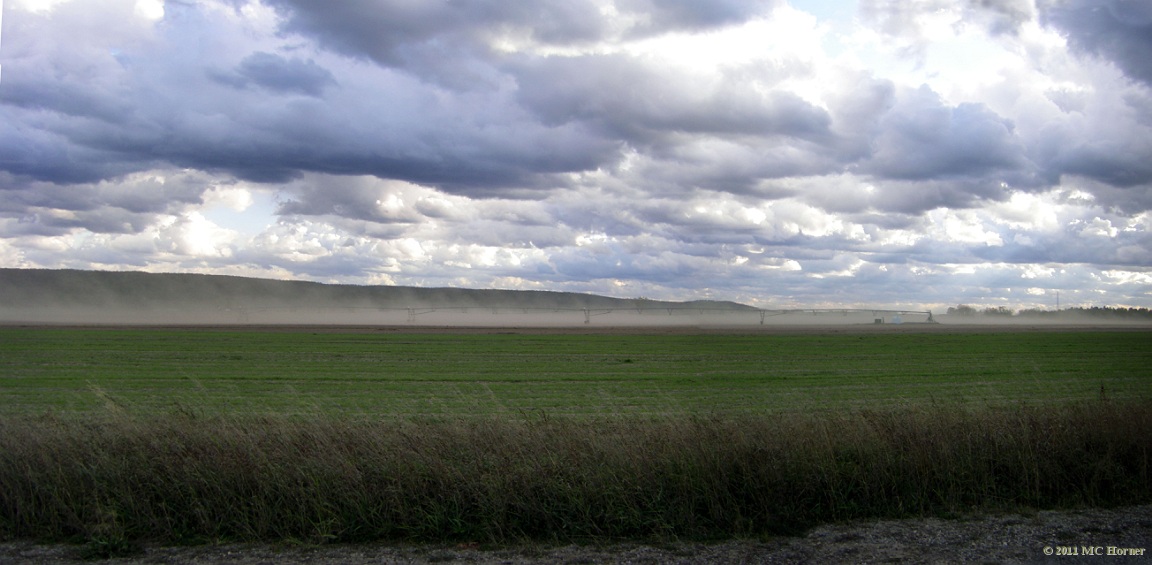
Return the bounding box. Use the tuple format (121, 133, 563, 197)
(0, 401, 1149, 549)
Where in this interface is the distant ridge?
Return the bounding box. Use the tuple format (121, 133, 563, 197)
(0, 268, 756, 325)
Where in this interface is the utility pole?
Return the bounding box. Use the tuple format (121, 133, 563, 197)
(1056, 290, 1060, 311)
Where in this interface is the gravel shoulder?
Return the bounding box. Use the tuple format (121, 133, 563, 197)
(3, 505, 1150, 564)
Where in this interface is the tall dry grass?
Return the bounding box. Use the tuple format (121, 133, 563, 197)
(0, 400, 1149, 551)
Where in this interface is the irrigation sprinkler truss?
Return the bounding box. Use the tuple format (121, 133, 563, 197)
(220, 305, 936, 325)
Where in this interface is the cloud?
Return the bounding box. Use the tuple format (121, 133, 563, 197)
(212, 52, 337, 97)
(0, 0, 1074, 202)
(1040, 0, 1152, 86)
(1, 0, 1152, 310)
(858, 0, 1034, 61)
(261, 0, 620, 91)
(0, 171, 210, 235)
(514, 53, 832, 143)
(862, 86, 1027, 182)
(966, 0, 1035, 35)
(616, 0, 782, 35)
(264, 0, 780, 64)
(1021, 80, 1152, 206)
(1, 0, 622, 189)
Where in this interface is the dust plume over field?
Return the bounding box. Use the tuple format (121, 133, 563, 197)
(0, 268, 765, 327)
(1, 268, 936, 327)
(5, 268, 1145, 328)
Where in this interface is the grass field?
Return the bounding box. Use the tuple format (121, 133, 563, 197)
(1, 327, 1149, 415)
(1, 326, 1150, 550)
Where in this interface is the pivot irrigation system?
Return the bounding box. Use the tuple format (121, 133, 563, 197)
(217, 305, 935, 326)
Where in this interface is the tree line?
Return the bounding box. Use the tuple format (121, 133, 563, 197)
(946, 305, 1152, 320)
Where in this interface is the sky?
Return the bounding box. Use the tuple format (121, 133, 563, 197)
(1, 0, 1151, 312)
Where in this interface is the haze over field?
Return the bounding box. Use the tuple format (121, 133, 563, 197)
(0, 267, 792, 325)
(20, 268, 1152, 327)
(1, 0, 1151, 312)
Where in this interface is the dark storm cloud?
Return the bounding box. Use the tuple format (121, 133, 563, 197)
(212, 52, 337, 97)
(514, 54, 832, 145)
(856, 87, 1031, 210)
(1078, 181, 1152, 215)
(263, 0, 610, 73)
(616, 0, 782, 35)
(825, 73, 897, 163)
(865, 179, 997, 214)
(0, 0, 621, 194)
(0, 124, 139, 185)
(866, 88, 1024, 180)
(3, 0, 1152, 311)
(979, 219, 1152, 267)
(0, 2, 167, 184)
(274, 176, 425, 224)
(851, 0, 1152, 212)
(269, 176, 578, 249)
(0, 172, 212, 235)
(1029, 99, 1152, 201)
(1053, 142, 1152, 189)
(624, 138, 839, 195)
(512, 53, 839, 194)
(265, 0, 780, 72)
(0, 0, 1059, 214)
(1040, 0, 1152, 85)
(1, 76, 133, 125)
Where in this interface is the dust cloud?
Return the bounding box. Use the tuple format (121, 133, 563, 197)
(1, 303, 942, 328)
(2, 269, 1147, 329)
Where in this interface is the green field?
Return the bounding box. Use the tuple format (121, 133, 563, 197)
(2, 327, 1151, 548)
(2, 328, 1148, 415)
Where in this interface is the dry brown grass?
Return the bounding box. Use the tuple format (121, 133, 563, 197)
(1, 400, 1149, 555)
